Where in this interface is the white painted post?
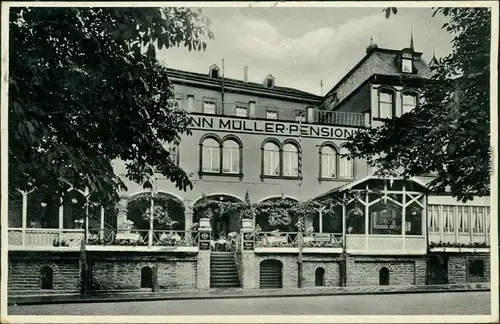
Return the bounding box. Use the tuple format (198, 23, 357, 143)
(100, 206, 105, 240)
(439, 205, 444, 242)
(365, 185, 369, 251)
(21, 191, 28, 246)
(483, 206, 487, 243)
(342, 194, 346, 249)
(402, 185, 406, 251)
(454, 206, 459, 244)
(58, 197, 64, 245)
(84, 187, 89, 244)
(149, 178, 156, 247)
(469, 206, 473, 244)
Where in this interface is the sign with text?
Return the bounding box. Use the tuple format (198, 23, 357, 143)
(313, 233, 332, 242)
(189, 115, 358, 140)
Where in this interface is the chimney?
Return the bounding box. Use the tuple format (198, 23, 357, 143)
(244, 66, 248, 83)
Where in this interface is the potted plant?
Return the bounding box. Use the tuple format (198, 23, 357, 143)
(240, 191, 255, 228)
(199, 205, 213, 228)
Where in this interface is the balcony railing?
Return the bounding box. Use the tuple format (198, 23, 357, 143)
(8, 228, 85, 250)
(345, 234, 426, 255)
(87, 229, 199, 248)
(186, 100, 365, 127)
(254, 232, 343, 249)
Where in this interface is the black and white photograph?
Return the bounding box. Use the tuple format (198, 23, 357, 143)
(0, 1, 498, 322)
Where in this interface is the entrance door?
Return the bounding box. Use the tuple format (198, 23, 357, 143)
(259, 260, 283, 288)
(429, 255, 449, 284)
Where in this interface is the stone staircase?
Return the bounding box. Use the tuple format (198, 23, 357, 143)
(209, 252, 241, 288)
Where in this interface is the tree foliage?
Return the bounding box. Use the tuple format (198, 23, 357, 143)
(344, 7, 492, 202)
(9, 7, 214, 205)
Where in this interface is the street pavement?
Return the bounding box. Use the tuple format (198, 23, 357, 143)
(8, 291, 491, 316)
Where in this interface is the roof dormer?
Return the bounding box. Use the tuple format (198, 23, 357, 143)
(209, 64, 220, 79)
(263, 74, 275, 88)
(396, 29, 416, 74)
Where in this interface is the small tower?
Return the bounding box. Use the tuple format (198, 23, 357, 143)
(366, 37, 378, 54)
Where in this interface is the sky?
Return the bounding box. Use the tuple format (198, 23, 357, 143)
(157, 5, 453, 96)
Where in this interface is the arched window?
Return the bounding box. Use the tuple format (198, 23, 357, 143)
(320, 146, 337, 178)
(282, 143, 299, 177)
(378, 90, 394, 119)
(402, 93, 417, 115)
(338, 147, 353, 179)
(379, 267, 390, 285)
(141, 266, 153, 288)
(222, 139, 240, 174)
(201, 138, 220, 173)
(315, 267, 326, 287)
(40, 266, 53, 289)
(263, 142, 280, 176)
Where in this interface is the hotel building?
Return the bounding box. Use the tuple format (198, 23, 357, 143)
(7, 39, 491, 295)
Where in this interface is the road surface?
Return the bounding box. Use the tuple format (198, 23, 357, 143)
(8, 291, 491, 316)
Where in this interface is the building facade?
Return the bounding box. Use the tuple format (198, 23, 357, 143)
(7, 40, 491, 295)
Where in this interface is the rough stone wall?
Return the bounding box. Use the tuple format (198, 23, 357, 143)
(345, 256, 427, 286)
(196, 251, 210, 289)
(91, 256, 197, 291)
(448, 254, 490, 284)
(302, 258, 341, 287)
(234, 251, 244, 287)
(8, 256, 81, 294)
(240, 251, 257, 289)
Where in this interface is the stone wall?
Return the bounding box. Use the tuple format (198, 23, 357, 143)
(448, 254, 490, 284)
(196, 251, 210, 289)
(302, 257, 342, 287)
(90, 253, 197, 291)
(346, 256, 427, 286)
(8, 253, 81, 295)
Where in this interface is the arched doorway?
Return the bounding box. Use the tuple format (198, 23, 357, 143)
(128, 192, 186, 241)
(40, 266, 53, 289)
(141, 266, 153, 289)
(315, 267, 325, 286)
(193, 194, 243, 242)
(259, 259, 283, 289)
(379, 267, 390, 285)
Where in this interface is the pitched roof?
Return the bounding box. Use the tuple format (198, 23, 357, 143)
(324, 48, 432, 105)
(166, 67, 323, 101)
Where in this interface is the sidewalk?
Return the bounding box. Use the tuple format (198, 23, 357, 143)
(9, 283, 490, 306)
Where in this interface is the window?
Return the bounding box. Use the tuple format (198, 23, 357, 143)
(210, 68, 219, 79)
(295, 111, 306, 123)
(402, 93, 417, 115)
(262, 140, 301, 179)
(315, 267, 325, 287)
(338, 147, 353, 178)
(263, 142, 280, 176)
(266, 110, 278, 120)
(379, 267, 390, 285)
(201, 138, 220, 173)
(267, 78, 274, 88)
(378, 91, 394, 119)
(282, 143, 299, 177)
(320, 146, 337, 178)
(222, 140, 240, 174)
(236, 105, 248, 117)
(402, 53, 413, 73)
(40, 266, 53, 289)
(168, 146, 179, 166)
(203, 101, 216, 114)
(468, 260, 485, 278)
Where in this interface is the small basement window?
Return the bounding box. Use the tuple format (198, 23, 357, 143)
(468, 259, 485, 277)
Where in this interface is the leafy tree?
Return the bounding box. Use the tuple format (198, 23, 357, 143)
(344, 7, 492, 202)
(9, 7, 214, 205)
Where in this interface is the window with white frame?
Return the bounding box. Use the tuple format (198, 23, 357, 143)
(338, 147, 353, 179)
(168, 145, 179, 166)
(402, 93, 417, 115)
(201, 138, 220, 172)
(378, 91, 394, 119)
(458, 206, 468, 233)
(266, 110, 278, 120)
(235, 105, 248, 117)
(203, 101, 216, 114)
(427, 205, 439, 232)
(282, 143, 299, 177)
(320, 145, 337, 178)
(263, 142, 280, 176)
(295, 111, 306, 122)
(402, 52, 413, 73)
(472, 207, 484, 233)
(222, 140, 240, 173)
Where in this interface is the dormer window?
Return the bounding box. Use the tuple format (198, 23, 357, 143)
(263, 74, 275, 88)
(401, 52, 413, 73)
(209, 64, 220, 79)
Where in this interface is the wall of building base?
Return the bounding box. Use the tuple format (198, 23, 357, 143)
(345, 255, 427, 286)
(447, 254, 490, 284)
(8, 252, 81, 295)
(89, 253, 198, 291)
